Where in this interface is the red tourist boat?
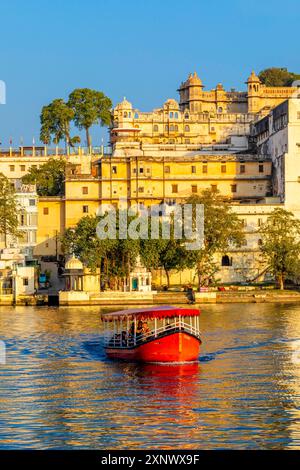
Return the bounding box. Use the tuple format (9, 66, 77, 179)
(102, 306, 202, 363)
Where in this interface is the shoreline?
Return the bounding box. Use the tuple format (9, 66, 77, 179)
(2, 290, 300, 306)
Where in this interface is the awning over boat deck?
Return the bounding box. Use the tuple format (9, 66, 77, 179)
(102, 305, 200, 321)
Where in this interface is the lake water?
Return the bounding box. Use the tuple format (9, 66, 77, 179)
(0, 303, 300, 449)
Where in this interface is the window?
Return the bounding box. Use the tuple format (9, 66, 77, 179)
(20, 214, 26, 225)
(221, 255, 232, 267)
(20, 165, 26, 171)
(170, 124, 174, 131)
(175, 125, 178, 131)
(29, 199, 36, 206)
(211, 184, 217, 191)
(82, 186, 88, 194)
(153, 125, 158, 132)
(259, 164, 264, 173)
(29, 214, 37, 226)
(139, 167, 144, 174)
(184, 113, 189, 119)
(191, 185, 197, 193)
(134, 112, 139, 119)
(184, 125, 190, 132)
(174, 112, 178, 119)
(9, 165, 15, 171)
(185, 139, 190, 144)
(112, 166, 117, 174)
(231, 184, 237, 193)
(83, 205, 89, 213)
(43, 207, 49, 215)
(165, 125, 169, 131)
(23, 278, 29, 286)
(202, 165, 208, 174)
(169, 112, 173, 118)
(138, 187, 144, 193)
(240, 164, 245, 174)
(172, 184, 178, 193)
(221, 164, 226, 173)
(191, 165, 196, 174)
(218, 107, 223, 113)
(258, 218, 262, 227)
(165, 166, 170, 173)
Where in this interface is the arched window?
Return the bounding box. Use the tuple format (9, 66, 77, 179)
(165, 124, 169, 131)
(184, 113, 189, 120)
(221, 255, 232, 267)
(174, 112, 178, 119)
(134, 112, 139, 119)
(153, 124, 158, 132)
(185, 125, 190, 132)
(170, 124, 174, 131)
(124, 112, 127, 118)
(169, 112, 173, 118)
(218, 107, 223, 113)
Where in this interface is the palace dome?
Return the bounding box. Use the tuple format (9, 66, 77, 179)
(164, 98, 179, 109)
(247, 70, 260, 83)
(65, 256, 83, 270)
(116, 97, 133, 110)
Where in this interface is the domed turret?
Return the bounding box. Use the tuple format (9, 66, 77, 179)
(115, 97, 133, 111)
(163, 98, 179, 110)
(246, 70, 261, 84)
(65, 256, 83, 271)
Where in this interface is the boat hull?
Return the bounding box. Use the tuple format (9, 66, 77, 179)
(105, 331, 201, 363)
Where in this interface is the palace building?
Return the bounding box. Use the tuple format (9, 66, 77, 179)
(2, 70, 300, 286)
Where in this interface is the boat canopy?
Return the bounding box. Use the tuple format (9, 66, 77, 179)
(102, 305, 200, 321)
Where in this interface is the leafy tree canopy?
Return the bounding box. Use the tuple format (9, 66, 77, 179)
(22, 158, 66, 196)
(0, 173, 20, 247)
(185, 189, 245, 289)
(259, 208, 300, 289)
(40, 99, 78, 146)
(258, 67, 300, 87)
(68, 88, 112, 147)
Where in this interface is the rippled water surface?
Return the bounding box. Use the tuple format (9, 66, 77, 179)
(0, 303, 300, 449)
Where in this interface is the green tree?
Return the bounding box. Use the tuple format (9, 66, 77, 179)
(40, 99, 77, 146)
(0, 173, 20, 248)
(186, 189, 245, 291)
(259, 208, 300, 290)
(61, 211, 140, 290)
(68, 88, 112, 147)
(22, 158, 66, 196)
(258, 67, 300, 87)
(140, 218, 191, 289)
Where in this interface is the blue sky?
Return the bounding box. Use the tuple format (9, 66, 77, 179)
(0, 0, 299, 146)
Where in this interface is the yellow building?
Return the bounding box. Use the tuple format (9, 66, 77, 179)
(111, 71, 298, 147)
(2, 70, 298, 286)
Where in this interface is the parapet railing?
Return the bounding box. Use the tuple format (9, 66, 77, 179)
(104, 318, 201, 348)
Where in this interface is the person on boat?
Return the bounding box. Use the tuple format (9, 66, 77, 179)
(136, 320, 144, 341)
(142, 321, 150, 338)
(121, 330, 127, 346)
